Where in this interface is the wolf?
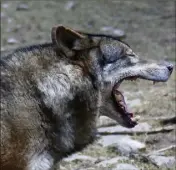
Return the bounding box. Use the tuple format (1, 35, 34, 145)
(0, 25, 173, 170)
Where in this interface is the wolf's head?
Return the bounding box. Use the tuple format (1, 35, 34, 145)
(52, 25, 173, 128)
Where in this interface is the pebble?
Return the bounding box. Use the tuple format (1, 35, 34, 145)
(98, 135, 146, 156)
(100, 26, 113, 32)
(1, 12, 5, 19)
(97, 116, 116, 127)
(2, 3, 9, 9)
(96, 156, 128, 167)
(149, 155, 176, 169)
(64, 1, 75, 11)
(7, 18, 12, 24)
(100, 26, 125, 38)
(112, 163, 139, 170)
(112, 29, 125, 37)
(7, 38, 19, 44)
(63, 154, 97, 162)
(128, 99, 142, 108)
(16, 4, 29, 11)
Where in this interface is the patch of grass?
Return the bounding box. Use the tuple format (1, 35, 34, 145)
(81, 144, 118, 158)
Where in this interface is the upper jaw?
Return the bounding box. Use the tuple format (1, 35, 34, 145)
(115, 68, 172, 87)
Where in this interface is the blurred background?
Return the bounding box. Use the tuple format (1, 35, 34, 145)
(1, 1, 175, 170)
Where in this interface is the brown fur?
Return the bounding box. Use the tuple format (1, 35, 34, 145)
(0, 25, 173, 170)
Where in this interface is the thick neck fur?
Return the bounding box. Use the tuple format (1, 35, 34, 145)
(1, 42, 101, 157)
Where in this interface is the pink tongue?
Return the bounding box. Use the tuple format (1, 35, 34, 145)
(113, 89, 133, 118)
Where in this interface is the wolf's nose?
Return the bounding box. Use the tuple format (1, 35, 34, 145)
(160, 61, 174, 73)
(167, 65, 173, 72)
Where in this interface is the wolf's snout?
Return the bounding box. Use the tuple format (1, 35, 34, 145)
(160, 61, 174, 73)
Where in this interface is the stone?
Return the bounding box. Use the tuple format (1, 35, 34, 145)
(100, 26, 113, 32)
(96, 156, 128, 167)
(112, 29, 125, 38)
(16, 4, 29, 11)
(63, 153, 97, 162)
(97, 116, 116, 127)
(98, 135, 146, 156)
(149, 155, 176, 169)
(1, 12, 5, 19)
(112, 163, 139, 170)
(100, 26, 125, 38)
(2, 3, 9, 9)
(128, 99, 142, 108)
(64, 1, 75, 11)
(7, 38, 19, 44)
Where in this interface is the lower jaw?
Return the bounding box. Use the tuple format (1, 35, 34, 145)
(110, 75, 165, 128)
(111, 88, 138, 128)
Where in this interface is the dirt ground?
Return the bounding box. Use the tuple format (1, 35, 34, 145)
(1, 1, 176, 170)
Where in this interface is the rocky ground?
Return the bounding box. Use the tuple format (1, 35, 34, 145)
(1, 1, 175, 170)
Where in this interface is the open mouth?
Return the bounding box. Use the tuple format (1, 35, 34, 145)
(112, 76, 161, 128)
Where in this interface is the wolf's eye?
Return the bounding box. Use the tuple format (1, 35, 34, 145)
(102, 54, 119, 64)
(100, 41, 124, 64)
(102, 48, 123, 64)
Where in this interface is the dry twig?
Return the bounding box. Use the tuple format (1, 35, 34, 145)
(98, 125, 175, 135)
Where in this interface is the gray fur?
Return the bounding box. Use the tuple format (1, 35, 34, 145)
(0, 25, 173, 170)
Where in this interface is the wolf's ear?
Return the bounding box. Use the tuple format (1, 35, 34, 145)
(51, 25, 85, 56)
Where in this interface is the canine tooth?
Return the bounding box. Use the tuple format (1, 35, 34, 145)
(153, 81, 156, 85)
